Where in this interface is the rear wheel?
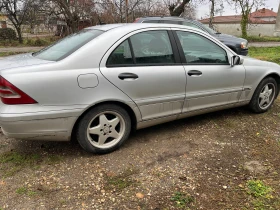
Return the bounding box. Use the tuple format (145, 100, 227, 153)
(249, 77, 277, 113)
(76, 104, 131, 154)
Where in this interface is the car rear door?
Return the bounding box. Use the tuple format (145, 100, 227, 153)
(99, 29, 186, 121)
(172, 29, 246, 113)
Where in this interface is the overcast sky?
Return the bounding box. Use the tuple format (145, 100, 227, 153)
(196, 0, 280, 19)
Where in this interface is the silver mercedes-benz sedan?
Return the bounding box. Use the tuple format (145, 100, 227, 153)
(0, 24, 279, 154)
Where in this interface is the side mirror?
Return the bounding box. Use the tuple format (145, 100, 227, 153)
(230, 55, 241, 67)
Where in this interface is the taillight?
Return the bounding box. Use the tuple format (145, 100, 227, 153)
(0, 76, 37, 105)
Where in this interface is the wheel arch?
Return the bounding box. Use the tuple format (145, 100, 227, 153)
(263, 73, 280, 96)
(71, 101, 139, 141)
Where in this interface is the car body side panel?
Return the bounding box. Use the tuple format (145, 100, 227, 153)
(183, 65, 246, 112)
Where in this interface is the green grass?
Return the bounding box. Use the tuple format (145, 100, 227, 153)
(16, 187, 28, 194)
(245, 180, 279, 210)
(246, 36, 280, 42)
(105, 168, 139, 191)
(171, 192, 195, 208)
(247, 180, 272, 198)
(0, 151, 63, 177)
(249, 47, 280, 65)
(0, 52, 27, 57)
(16, 187, 37, 196)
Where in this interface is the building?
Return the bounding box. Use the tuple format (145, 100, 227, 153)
(0, 13, 8, 29)
(200, 8, 277, 37)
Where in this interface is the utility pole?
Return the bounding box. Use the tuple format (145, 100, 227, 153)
(274, 2, 280, 36)
(125, 0, 128, 23)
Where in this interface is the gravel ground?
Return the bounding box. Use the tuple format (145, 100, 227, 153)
(1, 99, 280, 209)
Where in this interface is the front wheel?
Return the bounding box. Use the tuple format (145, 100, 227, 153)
(76, 104, 131, 154)
(249, 77, 278, 113)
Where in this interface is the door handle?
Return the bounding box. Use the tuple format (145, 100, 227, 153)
(188, 70, 202, 77)
(118, 73, 138, 80)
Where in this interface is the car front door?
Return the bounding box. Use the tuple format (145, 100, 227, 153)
(173, 29, 246, 113)
(99, 29, 186, 121)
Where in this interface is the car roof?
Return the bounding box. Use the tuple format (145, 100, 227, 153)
(138, 16, 193, 21)
(86, 23, 203, 34)
(86, 24, 124, 31)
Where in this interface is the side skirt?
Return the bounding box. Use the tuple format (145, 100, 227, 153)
(136, 101, 250, 130)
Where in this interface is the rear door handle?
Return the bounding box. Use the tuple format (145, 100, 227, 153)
(188, 70, 202, 77)
(118, 73, 138, 80)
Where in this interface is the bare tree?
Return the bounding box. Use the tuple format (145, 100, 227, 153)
(229, 0, 266, 38)
(165, 0, 191, 16)
(46, 0, 95, 34)
(95, 0, 143, 23)
(181, 2, 197, 19)
(133, 0, 169, 18)
(0, 0, 32, 43)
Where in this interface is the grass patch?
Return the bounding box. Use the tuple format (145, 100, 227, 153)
(16, 186, 37, 196)
(105, 168, 139, 191)
(16, 187, 28, 194)
(0, 151, 63, 177)
(249, 47, 280, 65)
(245, 180, 280, 209)
(46, 155, 62, 164)
(171, 192, 195, 209)
(247, 180, 272, 198)
(0, 52, 25, 57)
(0, 151, 41, 177)
(247, 36, 280, 42)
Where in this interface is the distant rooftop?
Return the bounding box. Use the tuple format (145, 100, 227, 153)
(200, 8, 277, 24)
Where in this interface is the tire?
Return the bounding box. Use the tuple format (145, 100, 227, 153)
(76, 104, 131, 154)
(249, 77, 278, 113)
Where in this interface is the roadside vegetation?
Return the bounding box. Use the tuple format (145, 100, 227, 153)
(0, 36, 58, 47)
(249, 47, 280, 65)
(246, 36, 280, 42)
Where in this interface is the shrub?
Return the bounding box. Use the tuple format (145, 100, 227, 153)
(33, 38, 49, 46)
(25, 39, 34, 46)
(0, 28, 17, 41)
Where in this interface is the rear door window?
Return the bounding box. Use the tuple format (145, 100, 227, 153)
(107, 40, 133, 66)
(130, 31, 175, 64)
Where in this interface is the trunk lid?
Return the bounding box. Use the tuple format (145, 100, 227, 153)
(0, 53, 54, 71)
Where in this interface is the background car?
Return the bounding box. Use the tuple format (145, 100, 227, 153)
(134, 16, 249, 56)
(0, 24, 278, 154)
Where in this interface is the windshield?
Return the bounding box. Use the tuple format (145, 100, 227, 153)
(33, 29, 104, 61)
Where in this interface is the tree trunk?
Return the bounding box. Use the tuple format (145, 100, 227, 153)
(274, 2, 280, 36)
(209, 0, 215, 29)
(15, 27, 23, 44)
(240, 15, 248, 38)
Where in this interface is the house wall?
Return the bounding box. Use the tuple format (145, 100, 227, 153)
(257, 17, 276, 21)
(204, 23, 276, 36)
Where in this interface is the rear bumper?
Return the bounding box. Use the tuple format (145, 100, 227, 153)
(0, 105, 84, 141)
(1, 116, 77, 141)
